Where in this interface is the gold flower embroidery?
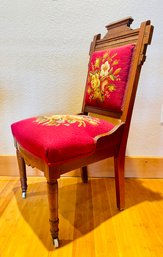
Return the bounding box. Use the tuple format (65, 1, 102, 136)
(90, 73, 100, 90)
(35, 115, 100, 127)
(87, 51, 121, 103)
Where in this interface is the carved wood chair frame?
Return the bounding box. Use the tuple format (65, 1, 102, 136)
(13, 17, 153, 247)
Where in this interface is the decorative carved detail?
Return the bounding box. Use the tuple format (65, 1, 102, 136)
(104, 17, 134, 38)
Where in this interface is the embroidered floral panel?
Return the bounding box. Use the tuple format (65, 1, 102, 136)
(85, 44, 135, 112)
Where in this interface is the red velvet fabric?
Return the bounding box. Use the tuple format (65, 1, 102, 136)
(85, 44, 135, 112)
(11, 115, 114, 165)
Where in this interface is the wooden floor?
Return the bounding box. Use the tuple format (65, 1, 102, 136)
(1, 176, 163, 257)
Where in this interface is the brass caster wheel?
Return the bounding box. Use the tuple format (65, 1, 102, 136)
(53, 238, 59, 248)
(22, 191, 26, 199)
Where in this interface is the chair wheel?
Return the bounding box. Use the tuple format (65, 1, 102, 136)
(53, 238, 59, 248)
(22, 191, 26, 199)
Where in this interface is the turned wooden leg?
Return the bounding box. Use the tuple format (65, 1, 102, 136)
(81, 166, 88, 183)
(47, 179, 59, 248)
(16, 149, 27, 199)
(114, 155, 125, 210)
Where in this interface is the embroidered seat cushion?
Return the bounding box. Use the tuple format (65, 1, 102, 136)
(85, 44, 135, 112)
(11, 115, 114, 165)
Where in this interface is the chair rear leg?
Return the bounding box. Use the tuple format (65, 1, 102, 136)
(81, 166, 88, 183)
(16, 149, 27, 198)
(114, 155, 125, 210)
(47, 179, 59, 248)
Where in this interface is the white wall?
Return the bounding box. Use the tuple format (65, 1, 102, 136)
(0, 0, 163, 156)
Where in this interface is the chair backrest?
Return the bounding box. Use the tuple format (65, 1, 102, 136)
(82, 17, 153, 125)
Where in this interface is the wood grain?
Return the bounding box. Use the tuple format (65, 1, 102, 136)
(1, 176, 163, 257)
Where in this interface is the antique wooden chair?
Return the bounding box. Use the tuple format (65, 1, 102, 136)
(11, 17, 153, 247)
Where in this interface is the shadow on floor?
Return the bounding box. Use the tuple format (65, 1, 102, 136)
(13, 177, 163, 250)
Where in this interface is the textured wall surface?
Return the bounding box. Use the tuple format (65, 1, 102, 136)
(0, 0, 163, 156)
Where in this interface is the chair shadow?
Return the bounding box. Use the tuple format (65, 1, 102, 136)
(13, 177, 163, 249)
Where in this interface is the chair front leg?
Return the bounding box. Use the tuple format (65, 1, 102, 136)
(47, 179, 59, 248)
(114, 155, 125, 210)
(16, 149, 27, 198)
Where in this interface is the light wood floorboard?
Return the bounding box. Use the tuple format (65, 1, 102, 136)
(0, 176, 163, 257)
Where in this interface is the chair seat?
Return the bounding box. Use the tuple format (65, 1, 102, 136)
(11, 114, 114, 165)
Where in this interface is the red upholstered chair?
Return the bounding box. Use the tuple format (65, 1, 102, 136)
(11, 17, 153, 247)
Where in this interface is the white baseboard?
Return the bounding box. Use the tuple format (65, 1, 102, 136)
(0, 155, 163, 178)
